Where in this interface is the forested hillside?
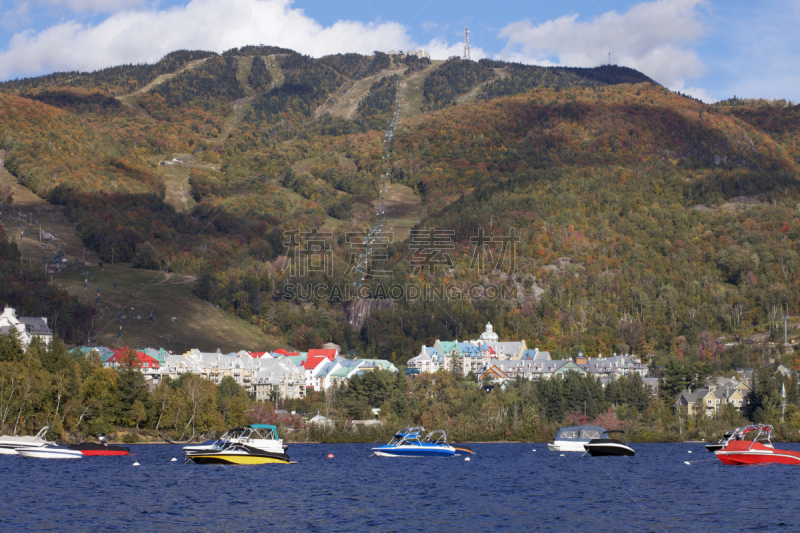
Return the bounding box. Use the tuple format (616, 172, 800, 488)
(0, 47, 798, 378)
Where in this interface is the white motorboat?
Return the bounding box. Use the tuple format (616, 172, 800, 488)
(548, 426, 607, 452)
(185, 425, 290, 465)
(0, 426, 55, 455)
(372, 427, 457, 458)
(17, 445, 83, 459)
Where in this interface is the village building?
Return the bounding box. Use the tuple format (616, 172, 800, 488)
(408, 323, 529, 376)
(104, 348, 161, 380)
(302, 349, 338, 391)
(480, 358, 586, 384)
(674, 377, 751, 417)
(0, 306, 53, 349)
(252, 358, 306, 400)
(577, 353, 649, 378)
(73, 339, 397, 398)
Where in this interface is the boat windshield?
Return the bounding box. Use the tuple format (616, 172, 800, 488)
(385, 427, 424, 446)
(607, 430, 628, 444)
(555, 426, 607, 441)
(423, 430, 450, 445)
(211, 440, 233, 451)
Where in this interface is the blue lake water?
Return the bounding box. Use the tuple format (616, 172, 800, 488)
(2, 442, 798, 532)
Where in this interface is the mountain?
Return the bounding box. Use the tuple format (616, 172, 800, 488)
(1, 47, 799, 369)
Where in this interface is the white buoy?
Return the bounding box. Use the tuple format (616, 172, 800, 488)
(133, 462, 140, 466)
(532, 449, 536, 452)
(171, 458, 177, 462)
(464, 457, 470, 461)
(684, 461, 691, 465)
(560, 454, 565, 457)
(688, 451, 692, 454)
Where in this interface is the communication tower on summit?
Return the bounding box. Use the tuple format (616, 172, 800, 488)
(463, 27, 471, 60)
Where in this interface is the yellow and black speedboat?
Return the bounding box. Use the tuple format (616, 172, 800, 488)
(186, 425, 290, 465)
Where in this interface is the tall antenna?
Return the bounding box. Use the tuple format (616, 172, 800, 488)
(463, 27, 471, 60)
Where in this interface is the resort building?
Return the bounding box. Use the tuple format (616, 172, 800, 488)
(407, 322, 529, 376)
(674, 377, 751, 417)
(0, 306, 53, 349)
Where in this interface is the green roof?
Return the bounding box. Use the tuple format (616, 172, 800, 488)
(330, 367, 352, 378)
(556, 361, 586, 374)
(283, 355, 307, 366)
(437, 341, 460, 355)
(359, 359, 397, 371)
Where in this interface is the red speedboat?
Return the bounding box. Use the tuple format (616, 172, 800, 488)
(67, 435, 129, 457)
(714, 425, 800, 465)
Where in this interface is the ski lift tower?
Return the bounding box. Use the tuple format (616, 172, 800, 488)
(463, 27, 471, 60)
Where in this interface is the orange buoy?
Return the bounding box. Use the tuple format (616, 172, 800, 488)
(327, 453, 334, 458)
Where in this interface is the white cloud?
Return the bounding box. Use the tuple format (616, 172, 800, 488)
(679, 85, 713, 103)
(0, 0, 414, 80)
(496, 0, 710, 91)
(1, 2, 31, 32)
(422, 37, 487, 61)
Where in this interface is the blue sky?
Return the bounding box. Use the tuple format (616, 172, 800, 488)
(0, 0, 797, 102)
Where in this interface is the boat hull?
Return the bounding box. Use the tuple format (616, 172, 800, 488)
(0, 446, 20, 455)
(187, 447, 290, 465)
(584, 439, 635, 457)
(68, 443, 130, 456)
(17, 447, 83, 459)
(372, 445, 456, 458)
(548, 441, 591, 452)
(188, 453, 290, 464)
(715, 441, 800, 465)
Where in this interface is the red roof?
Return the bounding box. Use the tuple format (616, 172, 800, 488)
(248, 352, 268, 358)
(302, 355, 332, 370)
(274, 349, 300, 356)
(107, 348, 160, 369)
(308, 348, 337, 359)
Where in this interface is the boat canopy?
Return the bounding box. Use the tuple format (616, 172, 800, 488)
(249, 424, 279, 439)
(554, 425, 608, 441)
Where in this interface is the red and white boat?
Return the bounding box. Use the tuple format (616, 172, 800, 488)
(715, 424, 800, 465)
(68, 435, 129, 456)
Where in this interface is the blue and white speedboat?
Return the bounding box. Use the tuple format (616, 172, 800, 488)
(372, 427, 457, 458)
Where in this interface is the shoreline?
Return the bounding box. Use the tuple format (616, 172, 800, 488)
(119, 440, 714, 445)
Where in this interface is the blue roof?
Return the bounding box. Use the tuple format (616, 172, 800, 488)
(428, 346, 445, 361)
(458, 343, 480, 356)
